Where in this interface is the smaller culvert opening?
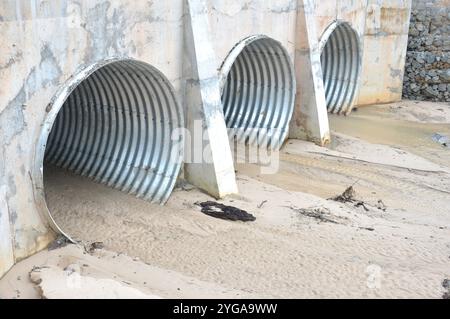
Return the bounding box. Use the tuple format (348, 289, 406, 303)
(42, 60, 183, 237)
(321, 22, 361, 114)
(221, 36, 296, 149)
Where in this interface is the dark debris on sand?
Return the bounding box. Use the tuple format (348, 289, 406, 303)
(330, 186, 386, 213)
(286, 206, 340, 224)
(47, 235, 71, 251)
(331, 186, 357, 203)
(443, 279, 450, 299)
(196, 201, 256, 222)
(88, 242, 105, 254)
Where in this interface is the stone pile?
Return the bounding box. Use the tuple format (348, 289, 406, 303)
(403, 0, 450, 102)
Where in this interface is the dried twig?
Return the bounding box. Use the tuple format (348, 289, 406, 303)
(329, 185, 386, 213)
(286, 206, 339, 224)
(257, 200, 268, 209)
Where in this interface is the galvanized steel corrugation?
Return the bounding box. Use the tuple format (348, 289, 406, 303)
(45, 60, 183, 204)
(321, 23, 361, 115)
(221, 38, 296, 149)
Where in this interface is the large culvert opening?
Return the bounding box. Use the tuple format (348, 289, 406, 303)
(38, 59, 183, 238)
(220, 36, 296, 149)
(320, 22, 361, 115)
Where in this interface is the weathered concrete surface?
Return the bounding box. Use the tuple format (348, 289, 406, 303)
(358, 0, 412, 105)
(290, 0, 330, 146)
(207, 0, 298, 69)
(313, 0, 412, 106)
(291, 0, 411, 137)
(0, 0, 185, 278)
(183, 0, 238, 198)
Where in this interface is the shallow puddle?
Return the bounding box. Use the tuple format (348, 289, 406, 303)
(329, 106, 450, 167)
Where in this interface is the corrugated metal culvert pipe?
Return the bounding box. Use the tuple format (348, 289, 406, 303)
(220, 36, 296, 149)
(320, 22, 361, 115)
(43, 59, 184, 209)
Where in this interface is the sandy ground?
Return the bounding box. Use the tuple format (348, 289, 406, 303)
(0, 244, 256, 299)
(1, 100, 449, 299)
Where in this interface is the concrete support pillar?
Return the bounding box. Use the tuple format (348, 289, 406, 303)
(290, 0, 331, 146)
(183, 0, 238, 198)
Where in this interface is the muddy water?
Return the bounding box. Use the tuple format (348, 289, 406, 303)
(236, 104, 450, 213)
(329, 106, 450, 167)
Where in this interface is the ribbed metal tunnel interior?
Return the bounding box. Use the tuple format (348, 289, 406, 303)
(321, 23, 361, 115)
(221, 37, 296, 149)
(44, 60, 183, 204)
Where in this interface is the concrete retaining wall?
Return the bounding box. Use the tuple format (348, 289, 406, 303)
(313, 0, 412, 106)
(0, 0, 411, 278)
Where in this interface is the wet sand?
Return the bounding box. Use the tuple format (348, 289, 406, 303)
(330, 101, 450, 168)
(1, 100, 449, 299)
